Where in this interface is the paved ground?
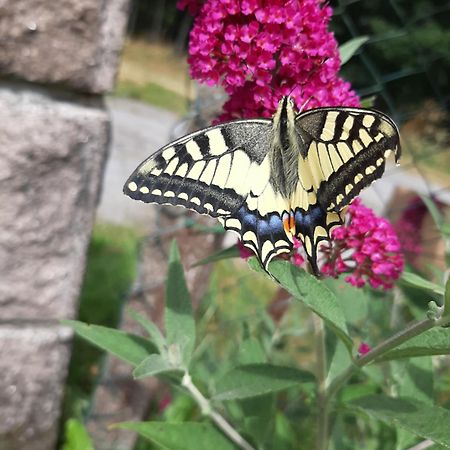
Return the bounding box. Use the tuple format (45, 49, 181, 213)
(96, 97, 179, 229)
(97, 98, 450, 229)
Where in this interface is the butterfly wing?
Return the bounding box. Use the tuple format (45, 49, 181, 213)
(292, 107, 401, 271)
(219, 182, 293, 268)
(124, 120, 271, 216)
(295, 107, 400, 211)
(124, 119, 294, 267)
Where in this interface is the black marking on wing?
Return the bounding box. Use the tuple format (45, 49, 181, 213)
(222, 203, 292, 268)
(124, 119, 272, 218)
(316, 137, 395, 213)
(126, 172, 244, 217)
(193, 134, 210, 157)
(295, 205, 344, 275)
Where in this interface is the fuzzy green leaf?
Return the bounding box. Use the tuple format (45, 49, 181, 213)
(127, 309, 166, 354)
(63, 320, 155, 367)
(351, 395, 450, 448)
(237, 337, 266, 365)
(374, 328, 450, 362)
(392, 358, 434, 449)
(339, 36, 369, 65)
(252, 260, 353, 351)
(193, 245, 240, 267)
(400, 272, 444, 296)
(165, 241, 196, 368)
(133, 354, 180, 379)
(444, 275, 450, 317)
(213, 363, 314, 401)
(116, 422, 236, 450)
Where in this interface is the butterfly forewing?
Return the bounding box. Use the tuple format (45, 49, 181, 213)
(124, 119, 272, 218)
(295, 107, 401, 213)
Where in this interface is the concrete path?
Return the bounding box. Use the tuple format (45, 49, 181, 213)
(96, 97, 179, 229)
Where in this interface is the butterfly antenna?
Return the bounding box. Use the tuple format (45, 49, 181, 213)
(298, 95, 315, 112)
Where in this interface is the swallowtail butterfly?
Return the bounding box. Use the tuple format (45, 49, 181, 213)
(124, 97, 400, 274)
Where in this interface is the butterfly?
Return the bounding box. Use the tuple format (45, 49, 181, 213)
(124, 96, 401, 274)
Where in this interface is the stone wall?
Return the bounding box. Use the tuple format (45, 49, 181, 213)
(0, 1, 130, 448)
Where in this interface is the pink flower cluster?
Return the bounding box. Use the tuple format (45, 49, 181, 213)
(236, 200, 404, 289)
(178, 0, 360, 120)
(321, 199, 404, 290)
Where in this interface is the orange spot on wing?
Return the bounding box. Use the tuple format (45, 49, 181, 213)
(283, 213, 295, 235)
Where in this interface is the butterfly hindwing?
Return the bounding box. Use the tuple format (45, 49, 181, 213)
(295, 107, 401, 213)
(220, 182, 294, 268)
(124, 119, 272, 218)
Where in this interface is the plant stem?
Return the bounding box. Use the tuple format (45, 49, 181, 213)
(181, 372, 256, 450)
(327, 317, 436, 400)
(406, 439, 435, 450)
(313, 314, 329, 450)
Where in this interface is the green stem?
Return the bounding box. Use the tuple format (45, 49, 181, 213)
(181, 372, 256, 450)
(313, 314, 329, 450)
(327, 317, 436, 401)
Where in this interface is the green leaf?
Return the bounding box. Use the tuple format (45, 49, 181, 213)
(62, 418, 95, 450)
(253, 260, 353, 351)
(374, 328, 450, 362)
(213, 363, 314, 401)
(63, 320, 156, 367)
(133, 354, 180, 379)
(339, 36, 369, 65)
(327, 339, 352, 386)
(127, 309, 166, 354)
(420, 195, 444, 229)
(441, 223, 450, 236)
(184, 217, 225, 234)
(116, 421, 236, 450)
(360, 95, 376, 108)
(324, 277, 371, 326)
(392, 358, 434, 450)
(273, 412, 298, 450)
(400, 272, 444, 296)
(444, 275, 450, 317)
(165, 241, 196, 368)
(394, 357, 434, 405)
(236, 337, 266, 365)
(193, 245, 240, 267)
(351, 395, 450, 448)
(239, 395, 275, 447)
(340, 383, 378, 403)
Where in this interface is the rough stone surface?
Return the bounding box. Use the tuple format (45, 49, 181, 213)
(0, 83, 110, 320)
(0, 325, 72, 450)
(0, 0, 130, 93)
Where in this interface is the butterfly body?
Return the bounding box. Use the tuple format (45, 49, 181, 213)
(124, 96, 400, 273)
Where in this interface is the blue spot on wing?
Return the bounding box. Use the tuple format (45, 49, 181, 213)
(223, 205, 292, 268)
